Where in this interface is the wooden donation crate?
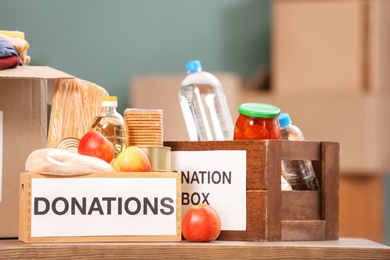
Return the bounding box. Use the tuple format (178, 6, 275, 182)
(19, 172, 181, 243)
(165, 140, 339, 241)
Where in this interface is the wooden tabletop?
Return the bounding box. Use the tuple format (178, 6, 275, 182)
(0, 238, 389, 259)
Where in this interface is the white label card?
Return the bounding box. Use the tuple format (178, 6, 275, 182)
(31, 177, 178, 237)
(171, 150, 246, 231)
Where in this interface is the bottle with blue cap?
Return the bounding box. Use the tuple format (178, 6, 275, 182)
(179, 60, 234, 141)
(278, 113, 320, 190)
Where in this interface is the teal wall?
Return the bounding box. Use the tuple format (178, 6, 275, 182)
(0, 0, 271, 114)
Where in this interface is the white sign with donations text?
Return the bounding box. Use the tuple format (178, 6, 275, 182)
(30, 176, 178, 237)
(171, 150, 246, 231)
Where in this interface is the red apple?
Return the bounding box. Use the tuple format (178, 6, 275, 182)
(113, 146, 151, 172)
(182, 204, 221, 242)
(78, 130, 115, 163)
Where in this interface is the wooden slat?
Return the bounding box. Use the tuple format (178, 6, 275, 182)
(265, 141, 282, 241)
(18, 172, 30, 243)
(280, 141, 321, 161)
(282, 220, 326, 241)
(321, 142, 340, 240)
(281, 191, 321, 220)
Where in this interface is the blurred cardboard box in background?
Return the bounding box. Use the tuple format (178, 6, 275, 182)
(272, 0, 390, 94)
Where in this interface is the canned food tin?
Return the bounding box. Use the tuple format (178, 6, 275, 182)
(139, 146, 171, 172)
(56, 137, 80, 153)
(233, 102, 281, 140)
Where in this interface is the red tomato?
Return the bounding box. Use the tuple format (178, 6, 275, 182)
(265, 118, 281, 139)
(233, 127, 246, 140)
(244, 124, 269, 139)
(235, 114, 250, 132)
(269, 126, 281, 139)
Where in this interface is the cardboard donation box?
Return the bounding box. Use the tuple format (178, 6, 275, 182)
(19, 171, 181, 243)
(165, 140, 339, 241)
(0, 66, 73, 238)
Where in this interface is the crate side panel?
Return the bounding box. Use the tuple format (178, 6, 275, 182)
(18, 172, 32, 243)
(282, 220, 326, 241)
(19, 172, 182, 243)
(281, 191, 321, 220)
(218, 190, 267, 241)
(321, 142, 340, 240)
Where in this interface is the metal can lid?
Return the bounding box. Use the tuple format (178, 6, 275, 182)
(238, 102, 281, 118)
(56, 137, 80, 153)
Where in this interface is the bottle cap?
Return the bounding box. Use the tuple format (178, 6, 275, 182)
(238, 102, 280, 118)
(186, 60, 202, 74)
(278, 113, 292, 128)
(102, 96, 118, 107)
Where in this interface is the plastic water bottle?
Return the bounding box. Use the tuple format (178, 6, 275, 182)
(179, 60, 234, 141)
(279, 113, 320, 190)
(91, 96, 127, 158)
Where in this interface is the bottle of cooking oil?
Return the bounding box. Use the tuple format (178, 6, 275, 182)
(91, 96, 126, 159)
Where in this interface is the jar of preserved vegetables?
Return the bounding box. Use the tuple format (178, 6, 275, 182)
(233, 102, 281, 140)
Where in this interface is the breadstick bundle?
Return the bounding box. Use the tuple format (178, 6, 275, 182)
(47, 78, 109, 148)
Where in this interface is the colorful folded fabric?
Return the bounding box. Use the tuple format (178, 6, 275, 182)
(0, 55, 20, 70)
(0, 39, 18, 57)
(0, 30, 30, 64)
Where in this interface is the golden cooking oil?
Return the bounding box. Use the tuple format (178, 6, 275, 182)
(91, 96, 126, 158)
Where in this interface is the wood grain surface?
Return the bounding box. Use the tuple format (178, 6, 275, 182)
(0, 238, 388, 259)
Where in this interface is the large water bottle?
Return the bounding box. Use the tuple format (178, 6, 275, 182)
(279, 113, 320, 190)
(179, 60, 234, 141)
